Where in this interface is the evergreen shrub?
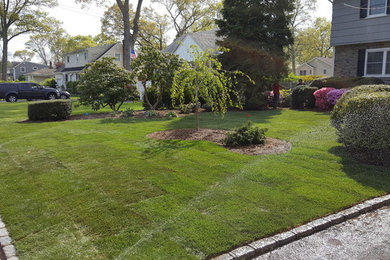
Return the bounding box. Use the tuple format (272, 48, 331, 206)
(224, 121, 267, 147)
(310, 77, 384, 89)
(291, 86, 318, 109)
(28, 100, 72, 121)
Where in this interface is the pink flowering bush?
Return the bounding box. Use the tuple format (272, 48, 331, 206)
(327, 89, 349, 107)
(314, 88, 336, 110)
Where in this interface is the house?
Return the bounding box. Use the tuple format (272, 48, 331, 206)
(331, 0, 390, 83)
(295, 57, 333, 77)
(11, 61, 48, 81)
(163, 29, 220, 61)
(25, 68, 55, 83)
(55, 43, 124, 88)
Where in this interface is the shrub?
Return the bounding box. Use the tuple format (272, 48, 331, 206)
(224, 121, 268, 147)
(165, 111, 177, 118)
(326, 89, 348, 106)
(330, 86, 390, 166)
(146, 110, 158, 117)
(313, 87, 335, 110)
(179, 103, 196, 114)
(291, 86, 318, 109)
(42, 78, 57, 88)
(310, 77, 384, 89)
(28, 100, 72, 121)
(142, 86, 173, 110)
(65, 81, 80, 95)
(121, 108, 135, 118)
(243, 92, 268, 110)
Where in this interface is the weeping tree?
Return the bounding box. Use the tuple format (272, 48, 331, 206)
(172, 47, 252, 130)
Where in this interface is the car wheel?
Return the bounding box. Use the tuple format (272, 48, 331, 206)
(47, 93, 56, 100)
(60, 94, 68, 99)
(6, 94, 18, 102)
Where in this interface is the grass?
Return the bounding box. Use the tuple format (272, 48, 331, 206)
(0, 101, 389, 259)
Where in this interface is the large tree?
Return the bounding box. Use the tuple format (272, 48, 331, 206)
(216, 0, 294, 105)
(152, 0, 221, 38)
(0, 0, 57, 80)
(76, 0, 144, 70)
(288, 0, 317, 73)
(13, 50, 34, 61)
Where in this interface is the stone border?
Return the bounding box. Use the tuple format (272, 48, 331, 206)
(213, 193, 390, 260)
(0, 215, 18, 260)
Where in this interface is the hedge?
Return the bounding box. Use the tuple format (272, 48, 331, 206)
(291, 86, 318, 109)
(310, 77, 384, 89)
(28, 100, 72, 121)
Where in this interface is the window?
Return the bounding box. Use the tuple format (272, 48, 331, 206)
(309, 70, 312, 75)
(84, 52, 87, 60)
(365, 48, 390, 76)
(20, 67, 26, 73)
(324, 69, 327, 74)
(115, 54, 121, 61)
(67, 56, 70, 63)
(368, 0, 387, 16)
(299, 70, 307, 76)
(65, 74, 69, 82)
(33, 67, 38, 70)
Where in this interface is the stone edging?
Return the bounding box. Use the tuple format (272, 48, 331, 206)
(0, 214, 18, 260)
(213, 193, 390, 260)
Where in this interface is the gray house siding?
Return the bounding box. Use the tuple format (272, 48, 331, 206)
(331, 0, 390, 46)
(12, 62, 48, 81)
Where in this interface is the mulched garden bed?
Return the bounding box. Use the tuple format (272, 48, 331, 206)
(148, 128, 292, 156)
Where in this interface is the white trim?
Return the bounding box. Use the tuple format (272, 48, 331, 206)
(332, 47, 336, 76)
(367, 0, 387, 18)
(364, 47, 390, 76)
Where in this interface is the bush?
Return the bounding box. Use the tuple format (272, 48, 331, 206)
(179, 103, 196, 114)
(331, 85, 390, 166)
(291, 86, 318, 109)
(165, 111, 177, 118)
(121, 108, 135, 118)
(224, 121, 268, 147)
(65, 81, 80, 95)
(326, 89, 348, 106)
(310, 77, 385, 89)
(313, 87, 335, 110)
(243, 92, 268, 110)
(142, 86, 173, 110)
(28, 100, 72, 121)
(42, 78, 57, 88)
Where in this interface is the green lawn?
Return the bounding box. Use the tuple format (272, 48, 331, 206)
(0, 101, 389, 259)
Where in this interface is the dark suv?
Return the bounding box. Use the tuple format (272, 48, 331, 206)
(0, 82, 65, 102)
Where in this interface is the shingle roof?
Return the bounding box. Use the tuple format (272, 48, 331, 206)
(163, 29, 220, 54)
(24, 68, 55, 76)
(65, 43, 117, 63)
(308, 57, 333, 66)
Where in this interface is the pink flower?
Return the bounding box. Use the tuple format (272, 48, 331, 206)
(314, 88, 336, 110)
(327, 89, 349, 106)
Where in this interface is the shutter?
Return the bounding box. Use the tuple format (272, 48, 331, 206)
(360, 0, 368, 18)
(357, 49, 366, 76)
(387, 0, 390, 14)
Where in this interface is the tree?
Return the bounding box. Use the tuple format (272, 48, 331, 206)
(26, 18, 67, 64)
(295, 17, 332, 64)
(131, 45, 182, 110)
(62, 35, 98, 54)
(76, 0, 144, 70)
(78, 58, 139, 112)
(216, 0, 294, 106)
(13, 50, 35, 61)
(172, 47, 249, 130)
(100, 4, 170, 50)
(288, 0, 317, 73)
(152, 0, 221, 38)
(0, 0, 57, 80)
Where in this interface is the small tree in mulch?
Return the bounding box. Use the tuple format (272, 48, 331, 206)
(78, 58, 139, 112)
(172, 46, 253, 130)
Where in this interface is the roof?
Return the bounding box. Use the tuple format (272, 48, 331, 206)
(163, 29, 220, 54)
(24, 68, 55, 77)
(12, 61, 48, 69)
(66, 43, 117, 62)
(307, 57, 333, 67)
(59, 66, 85, 73)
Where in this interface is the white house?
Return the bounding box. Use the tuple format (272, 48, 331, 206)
(55, 43, 124, 88)
(163, 29, 220, 61)
(295, 57, 333, 77)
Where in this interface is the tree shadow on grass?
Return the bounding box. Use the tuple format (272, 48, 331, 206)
(142, 139, 200, 159)
(329, 146, 390, 191)
(98, 117, 174, 124)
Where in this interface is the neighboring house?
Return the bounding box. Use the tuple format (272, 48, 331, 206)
(55, 43, 124, 88)
(296, 57, 333, 77)
(25, 69, 55, 83)
(163, 29, 220, 61)
(11, 61, 48, 81)
(331, 0, 390, 83)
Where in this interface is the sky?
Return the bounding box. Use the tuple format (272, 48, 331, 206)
(8, 0, 333, 62)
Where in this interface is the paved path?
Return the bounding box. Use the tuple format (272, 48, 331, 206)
(255, 206, 390, 260)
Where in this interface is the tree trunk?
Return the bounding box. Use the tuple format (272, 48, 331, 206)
(291, 46, 296, 75)
(195, 76, 199, 131)
(118, 0, 131, 70)
(2, 37, 8, 81)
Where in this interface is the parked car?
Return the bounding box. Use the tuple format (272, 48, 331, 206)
(0, 82, 70, 102)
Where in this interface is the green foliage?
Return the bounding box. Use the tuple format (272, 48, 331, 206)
(42, 78, 57, 88)
(243, 92, 268, 110)
(310, 77, 385, 89)
(291, 86, 318, 109)
(132, 45, 183, 110)
(28, 100, 72, 121)
(224, 121, 267, 147)
(146, 110, 158, 117)
(18, 75, 26, 81)
(165, 111, 177, 118)
(121, 108, 135, 118)
(13, 50, 35, 62)
(78, 58, 138, 112)
(172, 47, 249, 129)
(283, 73, 324, 83)
(65, 81, 80, 95)
(179, 103, 195, 114)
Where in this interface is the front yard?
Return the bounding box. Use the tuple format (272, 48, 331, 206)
(0, 102, 389, 259)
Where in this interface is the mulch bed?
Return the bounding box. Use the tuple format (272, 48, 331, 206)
(148, 128, 291, 156)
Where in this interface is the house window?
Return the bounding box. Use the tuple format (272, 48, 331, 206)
(299, 70, 307, 76)
(84, 52, 87, 60)
(65, 74, 69, 82)
(309, 70, 312, 75)
(115, 54, 121, 61)
(365, 48, 390, 76)
(67, 56, 70, 63)
(368, 0, 387, 16)
(33, 67, 38, 70)
(20, 67, 26, 73)
(323, 69, 327, 74)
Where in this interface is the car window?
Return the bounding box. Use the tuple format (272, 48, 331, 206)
(20, 84, 32, 91)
